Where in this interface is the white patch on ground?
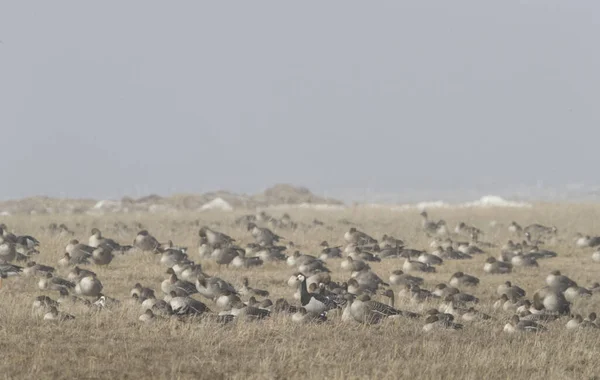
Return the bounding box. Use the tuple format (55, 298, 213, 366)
(200, 197, 234, 211)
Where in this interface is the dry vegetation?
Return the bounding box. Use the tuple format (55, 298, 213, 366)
(2, 204, 600, 379)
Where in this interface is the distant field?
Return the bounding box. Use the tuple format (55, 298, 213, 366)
(2, 204, 600, 379)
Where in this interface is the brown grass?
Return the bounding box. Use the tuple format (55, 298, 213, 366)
(2, 204, 600, 379)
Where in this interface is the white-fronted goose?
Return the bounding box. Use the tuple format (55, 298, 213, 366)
(483, 257, 512, 274)
(133, 230, 160, 252)
(43, 306, 75, 322)
(389, 270, 423, 287)
(449, 272, 479, 287)
(161, 269, 198, 296)
(503, 315, 546, 333)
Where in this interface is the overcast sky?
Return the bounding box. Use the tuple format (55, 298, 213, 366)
(1, 1, 598, 201)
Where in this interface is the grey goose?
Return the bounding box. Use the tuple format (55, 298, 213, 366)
(199, 227, 235, 247)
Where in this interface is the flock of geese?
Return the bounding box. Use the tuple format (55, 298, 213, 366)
(2, 211, 600, 334)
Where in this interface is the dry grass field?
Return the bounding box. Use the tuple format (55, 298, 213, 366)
(2, 204, 600, 380)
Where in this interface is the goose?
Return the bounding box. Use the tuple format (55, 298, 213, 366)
(130, 283, 155, 300)
(319, 241, 343, 260)
(93, 294, 120, 309)
(75, 276, 103, 297)
(508, 222, 523, 235)
(417, 252, 443, 266)
(199, 227, 235, 246)
(180, 264, 205, 282)
(483, 257, 512, 274)
(254, 245, 287, 262)
(287, 251, 318, 267)
(526, 246, 557, 260)
(0, 229, 17, 263)
(43, 306, 75, 322)
(445, 288, 479, 305)
(563, 284, 592, 303)
(340, 257, 369, 272)
(57, 288, 91, 306)
(213, 244, 242, 269)
(575, 234, 600, 248)
(32, 295, 59, 317)
(546, 270, 576, 292)
(348, 247, 381, 262)
(272, 298, 299, 315)
(169, 292, 211, 316)
(432, 284, 458, 299)
(389, 270, 423, 287)
(347, 278, 370, 295)
(524, 224, 556, 237)
(454, 222, 481, 237)
(91, 247, 114, 266)
(67, 266, 97, 282)
(0, 263, 22, 288)
(518, 310, 560, 322)
(566, 314, 584, 330)
(231, 251, 263, 269)
(65, 240, 94, 262)
(403, 258, 435, 273)
(352, 269, 389, 289)
(423, 313, 463, 332)
(161, 269, 198, 296)
(515, 300, 532, 315)
(493, 294, 518, 311)
(420, 211, 444, 235)
(373, 245, 403, 259)
(195, 273, 236, 300)
(344, 228, 377, 245)
(497, 281, 526, 299)
(172, 261, 194, 277)
(238, 278, 269, 298)
(297, 273, 339, 314)
(247, 223, 283, 246)
(298, 260, 330, 277)
(228, 300, 270, 320)
(89, 228, 130, 253)
(349, 294, 400, 324)
(197, 237, 212, 259)
(456, 243, 484, 256)
(461, 307, 491, 322)
(23, 261, 54, 277)
(38, 273, 75, 292)
(533, 287, 570, 315)
(133, 230, 160, 252)
(510, 253, 539, 268)
(139, 309, 156, 324)
(160, 248, 189, 267)
(13, 233, 40, 250)
(504, 315, 546, 333)
(410, 285, 436, 303)
(215, 289, 242, 311)
(585, 312, 597, 323)
(140, 294, 171, 314)
(58, 252, 89, 268)
(291, 307, 327, 324)
(448, 272, 479, 287)
(380, 234, 404, 248)
(438, 246, 471, 260)
(470, 232, 496, 248)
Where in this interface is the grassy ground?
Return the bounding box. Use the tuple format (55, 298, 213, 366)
(2, 204, 600, 379)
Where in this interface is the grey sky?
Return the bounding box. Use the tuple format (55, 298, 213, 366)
(1, 1, 599, 201)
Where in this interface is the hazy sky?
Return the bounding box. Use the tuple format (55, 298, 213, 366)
(1, 2, 599, 201)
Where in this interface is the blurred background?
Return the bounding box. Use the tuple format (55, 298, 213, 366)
(1, 1, 598, 203)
